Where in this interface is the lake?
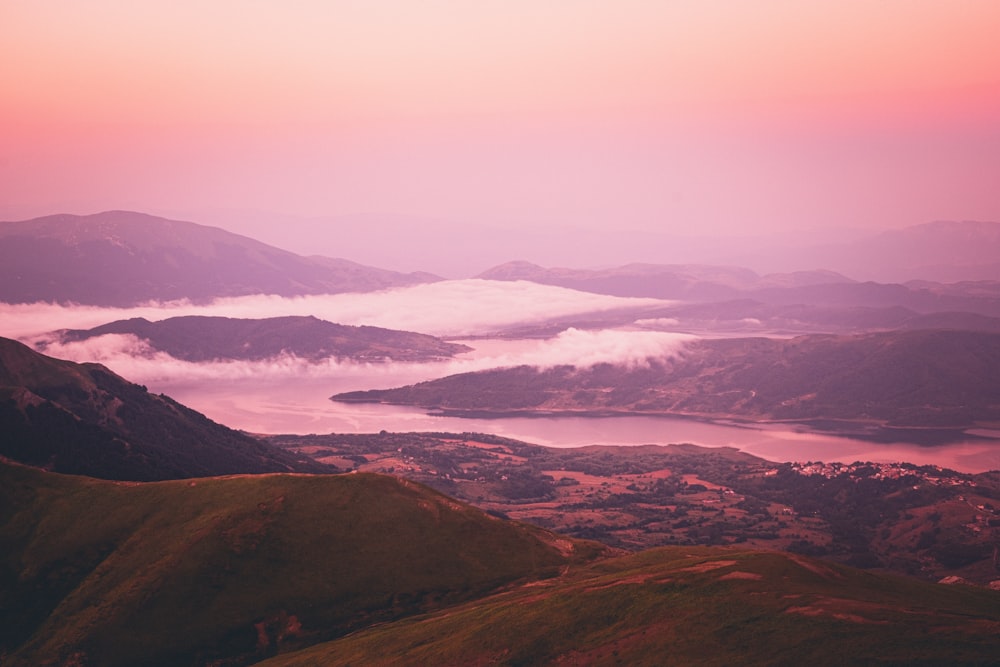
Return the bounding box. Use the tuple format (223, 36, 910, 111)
(160, 373, 1000, 473)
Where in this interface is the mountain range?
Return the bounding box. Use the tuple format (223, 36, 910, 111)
(3, 210, 1000, 665)
(333, 329, 1000, 428)
(478, 260, 1000, 318)
(0, 211, 438, 306)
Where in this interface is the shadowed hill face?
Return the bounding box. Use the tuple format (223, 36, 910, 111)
(0, 211, 438, 305)
(0, 463, 600, 667)
(0, 337, 327, 480)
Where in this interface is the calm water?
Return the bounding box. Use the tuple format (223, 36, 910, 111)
(161, 374, 1000, 473)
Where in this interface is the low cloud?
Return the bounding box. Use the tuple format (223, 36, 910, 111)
(31, 333, 430, 386)
(1, 279, 668, 340)
(32, 327, 695, 390)
(634, 317, 681, 329)
(458, 328, 694, 371)
(5, 280, 689, 392)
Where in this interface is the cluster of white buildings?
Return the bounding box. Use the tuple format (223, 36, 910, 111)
(788, 461, 971, 485)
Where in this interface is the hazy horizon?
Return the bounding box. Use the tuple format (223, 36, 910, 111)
(3, 1, 999, 276)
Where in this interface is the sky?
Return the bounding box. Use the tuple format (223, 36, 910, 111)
(2, 1, 999, 270)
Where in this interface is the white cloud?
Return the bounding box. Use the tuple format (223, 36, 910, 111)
(30, 327, 695, 390)
(0, 279, 669, 340)
(4, 281, 690, 391)
(634, 317, 681, 329)
(459, 328, 694, 370)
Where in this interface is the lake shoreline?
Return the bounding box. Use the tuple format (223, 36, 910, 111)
(367, 404, 1000, 447)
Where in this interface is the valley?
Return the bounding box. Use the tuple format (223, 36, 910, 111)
(9, 0, 1000, 661)
(2, 211, 999, 665)
(267, 431, 1000, 586)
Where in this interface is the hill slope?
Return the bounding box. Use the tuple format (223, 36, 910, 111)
(262, 545, 1000, 666)
(0, 337, 326, 480)
(0, 463, 597, 666)
(333, 330, 1000, 428)
(54, 315, 471, 362)
(0, 210, 438, 305)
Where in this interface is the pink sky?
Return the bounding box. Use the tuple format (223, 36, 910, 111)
(2, 1, 999, 258)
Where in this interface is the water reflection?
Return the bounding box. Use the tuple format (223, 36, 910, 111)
(160, 375, 1000, 473)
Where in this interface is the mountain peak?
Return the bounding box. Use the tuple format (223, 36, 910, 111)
(0, 210, 438, 305)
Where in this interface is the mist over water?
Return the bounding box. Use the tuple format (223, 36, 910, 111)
(105, 338, 996, 474)
(155, 371, 998, 474)
(1, 279, 669, 339)
(5, 281, 998, 473)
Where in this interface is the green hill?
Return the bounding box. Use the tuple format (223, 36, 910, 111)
(0, 462, 599, 666)
(261, 546, 1000, 667)
(0, 336, 327, 480)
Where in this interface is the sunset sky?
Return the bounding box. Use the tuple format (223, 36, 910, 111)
(2, 1, 999, 267)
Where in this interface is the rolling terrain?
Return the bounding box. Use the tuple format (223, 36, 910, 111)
(51, 315, 471, 362)
(261, 545, 1000, 667)
(333, 330, 1000, 428)
(0, 462, 599, 666)
(0, 211, 438, 306)
(269, 431, 1000, 586)
(0, 337, 326, 480)
(4, 211, 1000, 665)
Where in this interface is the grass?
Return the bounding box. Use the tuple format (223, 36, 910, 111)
(0, 463, 600, 666)
(5, 461, 998, 666)
(259, 547, 1000, 667)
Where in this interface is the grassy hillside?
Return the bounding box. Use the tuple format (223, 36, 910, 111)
(0, 336, 326, 479)
(261, 546, 1000, 666)
(0, 462, 600, 666)
(334, 330, 1000, 427)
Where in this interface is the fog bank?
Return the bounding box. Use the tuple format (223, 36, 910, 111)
(1, 279, 669, 340)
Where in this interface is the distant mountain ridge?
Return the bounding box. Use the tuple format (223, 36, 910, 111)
(715, 219, 1000, 283)
(0, 210, 439, 306)
(477, 261, 1000, 322)
(812, 220, 1000, 283)
(0, 337, 327, 480)
(478, 261, 856, 300)
(52, 315, 471, 363)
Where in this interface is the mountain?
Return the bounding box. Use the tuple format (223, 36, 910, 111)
(333, 330, 1000, 428)
(477, 260, 854, 301)
(706, 220, 1000, 283)
(261, 545, 1000, 667)
(52, 315, 471, 363)
(0, 462, 599, 667)
(798, 220, 1000, 283)
(0, 211, 439, 306)
(0, 337, 327, 480)
(477, 261, 1000, 320)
